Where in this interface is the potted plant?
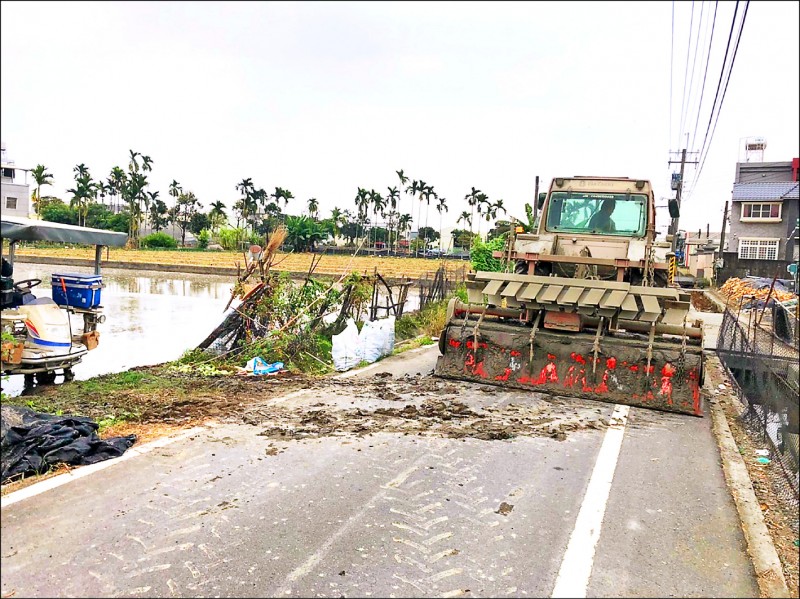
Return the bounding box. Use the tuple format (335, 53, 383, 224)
(1, 331, 24, 365)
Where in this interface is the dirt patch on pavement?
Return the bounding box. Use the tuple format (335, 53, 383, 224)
(691, 290, 721, 313)
(241, 373, 608, 442)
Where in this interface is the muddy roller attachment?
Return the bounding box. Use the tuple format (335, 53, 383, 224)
(434, 272, 705, 416)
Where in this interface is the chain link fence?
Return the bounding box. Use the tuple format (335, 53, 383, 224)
(716, 304, 799, 516)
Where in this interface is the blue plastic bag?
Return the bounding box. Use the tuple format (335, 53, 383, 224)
(249, 357, 284, 375)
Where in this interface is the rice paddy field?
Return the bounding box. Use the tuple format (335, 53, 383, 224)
(10, 246, 470, 280)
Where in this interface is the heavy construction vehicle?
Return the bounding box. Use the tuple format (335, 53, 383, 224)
(435, 176, 706, 416)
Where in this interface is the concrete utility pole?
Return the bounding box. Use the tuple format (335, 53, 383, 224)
(667, 148, 699, 251)
(716, 200, 729, 286)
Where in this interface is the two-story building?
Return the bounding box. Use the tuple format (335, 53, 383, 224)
(719, 158, 799, 282)
(0, 142, 31, 218)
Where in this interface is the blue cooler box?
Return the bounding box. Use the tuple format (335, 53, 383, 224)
(51, 273, 103, 308)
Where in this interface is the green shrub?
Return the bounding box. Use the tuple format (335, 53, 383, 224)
(696, 277, 710, 288)
(141, 232, 178, 249)
(197, 229, 211, 249)
(470, 236, 506, 272)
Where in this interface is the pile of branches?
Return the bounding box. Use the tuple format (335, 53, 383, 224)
(196, 227, 370, 368)
(720, 277, 796, 304)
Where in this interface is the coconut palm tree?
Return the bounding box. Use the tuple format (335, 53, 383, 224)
(30, 164, 53, 219)
(307, 197, 319, 219)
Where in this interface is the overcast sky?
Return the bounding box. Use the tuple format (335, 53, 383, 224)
(2, 1, 798, 238)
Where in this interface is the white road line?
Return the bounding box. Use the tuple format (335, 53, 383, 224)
(550, 404, 630, 599)
(1, 426, 206, 508)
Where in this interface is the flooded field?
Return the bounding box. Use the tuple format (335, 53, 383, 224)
(2, 264, 237, 398)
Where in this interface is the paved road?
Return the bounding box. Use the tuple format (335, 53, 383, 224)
(1, 346, 758, 598)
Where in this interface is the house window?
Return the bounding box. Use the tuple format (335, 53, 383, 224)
(741, 203, 781, 220)
(5, 196, 17, 210)
(738, 238, 779, 260)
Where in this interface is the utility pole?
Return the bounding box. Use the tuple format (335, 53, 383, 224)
(532, 176, 540, 222)
(667, 148, 699, 251)
(716, 200, 729, 287)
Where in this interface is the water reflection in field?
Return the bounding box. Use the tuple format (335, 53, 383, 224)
(2, 264, 236, 398)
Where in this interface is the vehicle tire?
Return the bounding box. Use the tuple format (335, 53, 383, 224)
(63, 368, 75, 382)
(514, 260, 529, 275)
(36, 371, 57, 385)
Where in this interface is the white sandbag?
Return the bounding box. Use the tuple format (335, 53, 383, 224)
(331, 319, 363, 371)
(381, 315, 396, 356)
(358, 319, 384, 364)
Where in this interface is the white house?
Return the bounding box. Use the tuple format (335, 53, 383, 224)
(1, 142, 31, 218)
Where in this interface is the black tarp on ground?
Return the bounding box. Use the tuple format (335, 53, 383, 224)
(1, 405, 137, 483)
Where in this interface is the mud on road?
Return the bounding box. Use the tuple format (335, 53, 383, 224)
(15, 365, 612, 446)
(241, 371, 612, 442)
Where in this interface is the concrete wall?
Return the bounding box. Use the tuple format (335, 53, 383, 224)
(728, 201, 791, 256)
(735, 161, 793, 183)
(1, 180, 31, 217)
(719, 252, 791, 282)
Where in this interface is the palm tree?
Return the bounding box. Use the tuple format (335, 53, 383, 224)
(386, 186, 400, 251)
(475, 192, 490, 239)
(108, 167, 127, 213)
(465, 187, 481, 242)
(67, 167, 94, 227)
(168, 180, 183, 238)
(145, 190, 160, 230)
(398, 213, 412, 253)
(307, 197, 319, 219)
(128, 150, 140, 173)
(396, 169, 409, 236)
(330, 207, 343, 243)
(140, 155, 153, 172)
(369, 189, 385, 249)
(30, 164, 53, 219)
(209, 200, 227, 231)
(436, 195, 448, 252)
(419, 183, 436, 256)
(354, 188, 370, 244)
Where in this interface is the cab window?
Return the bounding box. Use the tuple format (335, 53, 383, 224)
(545, 192, 646, 237)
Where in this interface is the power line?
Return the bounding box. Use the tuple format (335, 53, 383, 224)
(696, 0, 740, 165)
(680, 1, 705, 143)
(669, 0, 675, 150)
(693, 0, 750, 188)
(690, 1, 718, 153)
(677, 1, 695, 147)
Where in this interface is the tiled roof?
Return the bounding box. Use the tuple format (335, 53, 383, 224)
(731, 181, 799, 201)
